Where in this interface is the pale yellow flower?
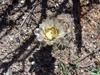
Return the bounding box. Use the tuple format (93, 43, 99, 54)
(34, 17, 66, 46)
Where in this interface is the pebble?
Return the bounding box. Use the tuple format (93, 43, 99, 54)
(24, 71, 28, 75)
(27, 46, 31, 50)
(91, 35, 94, 38)
(94, 45, 96, 48)
(73, 27, 75, 29)
(90, 43, 93, 47)
(23, 28, 27, 33)
(9, 37, 13, 41)
(22, 15, 26, 19)
(55, 2, 59, 8)
(5, 72, 9, 75)
(55, 66, 58, 72)
(20, 0, 25, 3)
(32, 61, 35, 65)
(83, 26, 85, 28)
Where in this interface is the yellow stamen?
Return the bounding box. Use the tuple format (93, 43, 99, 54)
(45, 27, 58, 40)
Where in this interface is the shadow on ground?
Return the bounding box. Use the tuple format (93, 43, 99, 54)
(0, 0, 100, 75)
(29, 46, 56, 75)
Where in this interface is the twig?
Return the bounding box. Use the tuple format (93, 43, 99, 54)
(79, 63, 95, 68)
(86, 15, 99, 27)
(79, 48, 100, 62)
(19, 0, 43, 44)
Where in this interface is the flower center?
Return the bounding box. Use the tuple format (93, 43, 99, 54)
(45, 27, 58, 40)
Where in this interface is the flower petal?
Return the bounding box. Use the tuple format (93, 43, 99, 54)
(46, 40, 54, 45)
(56, 23, 61, 29)
(46, 17, 50, 24)
(36, 35, 43, 41)
(54, 18, 61, 29)
(53, 38, 60, 44)
(59, 31, 66, 37)
(40, 29, 46, 38)
(34, 28, 40, 35)
(49, 19, 54, 26)
(54, 18, 59, 24)
(35, 17, 67, 46)
(39, 22, 46, 30)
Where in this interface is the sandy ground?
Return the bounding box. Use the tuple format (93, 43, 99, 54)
(0, 0, 100, 75)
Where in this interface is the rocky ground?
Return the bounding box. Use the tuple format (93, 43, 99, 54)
(0, 0, 100, 75)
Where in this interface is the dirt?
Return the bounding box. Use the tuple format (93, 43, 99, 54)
(0, 0, 100, 75)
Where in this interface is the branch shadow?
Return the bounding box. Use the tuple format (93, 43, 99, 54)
(0, 0, 100, 74)
(38, 0, 47, 24)
(71, 0, 99, 54)
(0, 0, 56, 75)
(72, 0, 82, 54)
(0, 0, 36, 40)
(29, 45, 56, 75)
(0, 34, 37, 75)
(0, 1, 19, 32)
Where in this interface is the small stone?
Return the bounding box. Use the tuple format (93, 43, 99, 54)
(91, 35, 94, 38)
(81, 69, 84, 72)
(9, 46, 12, 49)
(23, 28, 27, 33)
(27, 46, 30, 50)
(32, 61, 35, 65)
(20, 0, 25, 3)
(90, 43, 93, 47)
(73, 27, 75, 29)
(83, 26, 85, 28)
(10, 37, 13, 41)
(5, 72, 9, 75)
(24, 72, 28, 75)
(94, 45, 97, 48)
(55, 66, 58, 72)
(55, 3, 59, 8)
(65, 62, 68, 64)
